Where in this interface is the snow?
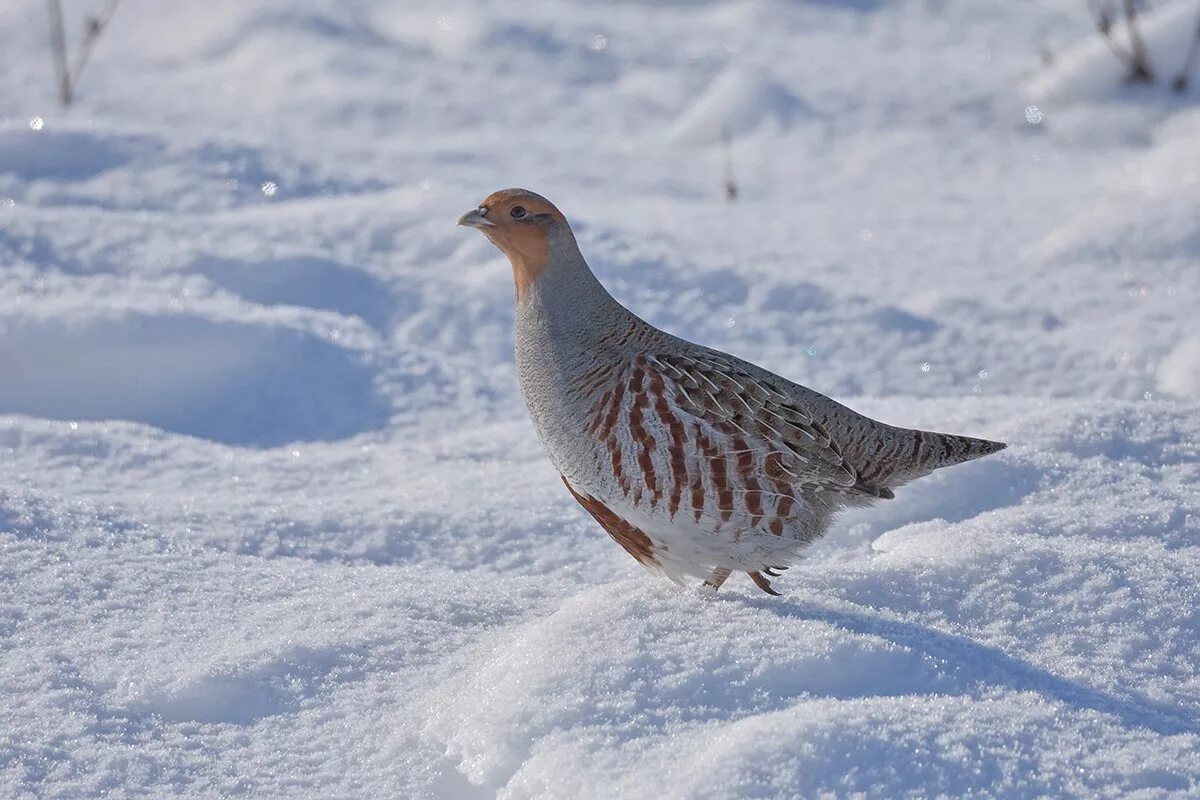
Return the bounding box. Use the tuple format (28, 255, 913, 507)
(2, 0, 1199, 797)
(1159, 338, 1200, 399)
(664, 66, 814, 145)
(1027, 0, 1199, 106)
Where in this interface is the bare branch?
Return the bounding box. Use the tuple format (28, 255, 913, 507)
(46, 0, 71, 106)
(1122, 0, 1155, 82)
(69, 0, 121, 96)
(1088, 0, 1135, 67)
(44, 0, 121, 107)
(1171, 3, 1200, 92)
(721, 126, 738, 203)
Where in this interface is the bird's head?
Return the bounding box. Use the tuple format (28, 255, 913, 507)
(458, 188, 574, 297)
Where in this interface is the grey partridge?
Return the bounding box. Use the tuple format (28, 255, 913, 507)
(459, 189, 1005, 595)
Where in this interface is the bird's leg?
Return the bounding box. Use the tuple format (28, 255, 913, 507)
(702, 567, 732, 591)
(747, 571, 782, 596)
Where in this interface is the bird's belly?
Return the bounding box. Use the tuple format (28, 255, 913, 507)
(598, 491, 816, 583)
(549, 405, 831, 582)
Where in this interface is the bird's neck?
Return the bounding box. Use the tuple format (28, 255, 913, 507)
(513, 238, 636, 468)
(514, 238, 629, 346)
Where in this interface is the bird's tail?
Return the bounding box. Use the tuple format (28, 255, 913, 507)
(886, 428, 1007, 487)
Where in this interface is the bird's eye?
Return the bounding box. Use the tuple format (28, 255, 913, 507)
(510, 205, 526, 219)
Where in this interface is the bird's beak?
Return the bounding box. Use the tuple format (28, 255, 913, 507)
(457, 207, 494, 229)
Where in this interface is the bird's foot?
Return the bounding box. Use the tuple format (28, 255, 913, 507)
(701, 566, 733, 591)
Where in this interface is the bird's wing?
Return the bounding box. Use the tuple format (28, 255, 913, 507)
(648, 352, 893, 499)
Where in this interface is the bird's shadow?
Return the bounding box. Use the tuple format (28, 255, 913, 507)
(748, 595, 1199, 737)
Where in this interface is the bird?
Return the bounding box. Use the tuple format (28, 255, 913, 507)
(458, 188, 1006, 595)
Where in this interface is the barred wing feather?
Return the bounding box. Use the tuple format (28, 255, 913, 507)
(649, 353, 894, 500)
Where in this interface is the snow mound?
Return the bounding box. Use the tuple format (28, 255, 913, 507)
(1158, 338, 1200, 399)
(0, 313, 388, 447)
(1028, 0, 1199, 106)
(1034, 108, 1200, 261)
(666, 66, 814, 146)
(500, 694, 1199, 799)
(425, 581, 954, 789)
(138, 644, 354, 725)
(0, 123, 373, 211)
(189, 255, 397, 329)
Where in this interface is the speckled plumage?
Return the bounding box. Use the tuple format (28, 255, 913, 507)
(460, 189, 1006, 594)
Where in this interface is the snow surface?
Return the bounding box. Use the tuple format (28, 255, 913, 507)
(2, 0, 1199, 797)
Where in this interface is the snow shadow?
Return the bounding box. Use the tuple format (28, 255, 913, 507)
(0, 314, 389, 447)
(189, 255, 397, 329)
(837, 457, 1044, 540)
(137, 645, 356, 725)
(0, 128, 154, 181)
(0, 126, 378, 211)
(765, 600, 1200, 737)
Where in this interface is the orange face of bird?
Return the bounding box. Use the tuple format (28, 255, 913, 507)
(458, 189, 568, 297)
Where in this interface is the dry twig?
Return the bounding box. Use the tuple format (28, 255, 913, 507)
(1172, 4, 1200, 92)
(1086, 0, 1154, 83)
(45, 0, 121, 107)
(1122, 0, 1155, 82)
(721, 126, 738, 203)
